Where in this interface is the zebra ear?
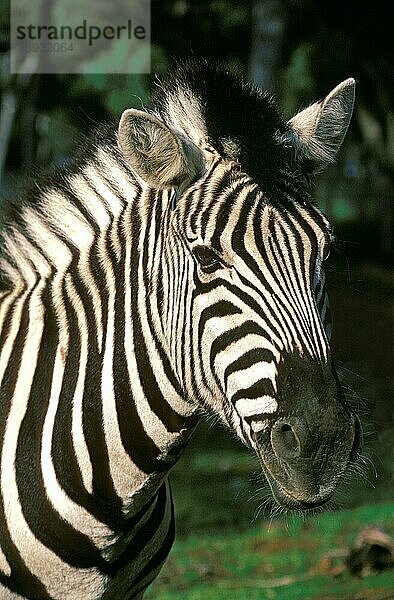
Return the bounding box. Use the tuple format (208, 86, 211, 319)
(284, 78, 355, 173)
(118, 109, 203, 189)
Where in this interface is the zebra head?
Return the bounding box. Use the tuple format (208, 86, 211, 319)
(118, 64, 362, 510)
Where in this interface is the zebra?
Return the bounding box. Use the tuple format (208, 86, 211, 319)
(0, 61, 362, 599)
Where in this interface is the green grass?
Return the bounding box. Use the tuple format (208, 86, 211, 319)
(146, 503, 394, 599)
(145, 421, 394, 599)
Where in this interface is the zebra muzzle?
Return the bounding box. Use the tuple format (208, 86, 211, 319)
(253, 412, 362, 510)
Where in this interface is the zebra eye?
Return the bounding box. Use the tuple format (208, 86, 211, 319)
(192, 245, 222, 273)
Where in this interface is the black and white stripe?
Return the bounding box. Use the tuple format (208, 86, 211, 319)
(0, 62, 357, 598)
(167, 163, 333, 440)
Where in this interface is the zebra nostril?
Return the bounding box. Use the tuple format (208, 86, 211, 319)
(271, 420, 301, 459)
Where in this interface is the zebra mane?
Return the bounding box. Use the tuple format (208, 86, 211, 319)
(151, 60, 289, 185)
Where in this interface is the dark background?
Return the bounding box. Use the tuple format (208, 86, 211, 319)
(0, 0, 393, 505)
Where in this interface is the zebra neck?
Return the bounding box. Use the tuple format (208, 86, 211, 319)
(0, 146, 199, 508)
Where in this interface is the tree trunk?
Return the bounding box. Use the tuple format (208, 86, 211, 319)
(248, 0, 284, 92)
(0, 89, 16, 186)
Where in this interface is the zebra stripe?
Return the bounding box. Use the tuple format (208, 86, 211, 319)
(168, 164, 332, 433)
(0, 153, 197, 597)
(0, 62, 357, 598)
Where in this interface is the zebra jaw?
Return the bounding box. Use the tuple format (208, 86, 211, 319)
(251, 413, 362, 510)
